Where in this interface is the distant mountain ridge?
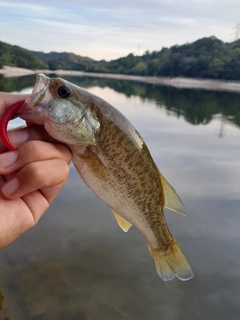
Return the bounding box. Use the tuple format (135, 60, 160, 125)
(0, 41, 95, 71)
(26, 50, 94, 70)
(1, 37, 240, 80)
(0, 41, 48, 69)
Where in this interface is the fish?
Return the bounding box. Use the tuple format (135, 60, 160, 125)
(4, 74, 194, 281)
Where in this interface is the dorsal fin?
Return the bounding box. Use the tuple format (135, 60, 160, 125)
(159, 172, 185, 215)
(111, 210, 132, 232)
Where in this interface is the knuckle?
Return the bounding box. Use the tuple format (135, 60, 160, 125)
(55, 143, 72, 163)
(27, 162, 44, 181)
(56, 160, 70, 181)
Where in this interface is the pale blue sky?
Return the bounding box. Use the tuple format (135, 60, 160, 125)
(0, 0, 239, 60)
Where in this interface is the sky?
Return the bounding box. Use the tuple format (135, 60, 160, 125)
(1, 0, 240, 61)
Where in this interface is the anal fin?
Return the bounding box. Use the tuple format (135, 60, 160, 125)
(112, 210, 132, 232)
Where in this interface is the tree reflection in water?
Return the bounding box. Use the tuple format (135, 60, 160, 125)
(1, 74, 239, 133)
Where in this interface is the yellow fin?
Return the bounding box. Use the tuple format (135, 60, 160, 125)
(159, 172, 185, 215)
(112, 210, 132, 232)
(148, 241, 194, 281)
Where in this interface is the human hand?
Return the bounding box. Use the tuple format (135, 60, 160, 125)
(0, 92, 72, 249)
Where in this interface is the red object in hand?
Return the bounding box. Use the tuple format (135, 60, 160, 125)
(0, 100, 25, 150)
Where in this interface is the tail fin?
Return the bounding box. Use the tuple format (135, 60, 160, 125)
(148, 241, 194, 281)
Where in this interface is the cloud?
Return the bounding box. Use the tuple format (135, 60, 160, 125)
(0, 1, 46, 11)
(0, 0, 239, 59)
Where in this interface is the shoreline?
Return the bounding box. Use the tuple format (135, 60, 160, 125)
(1, 65, 240, 92)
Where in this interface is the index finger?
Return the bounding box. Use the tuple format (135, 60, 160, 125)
(0, 124, 60, 154)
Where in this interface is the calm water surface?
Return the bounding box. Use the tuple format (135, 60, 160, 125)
(0, 75, 240, 320)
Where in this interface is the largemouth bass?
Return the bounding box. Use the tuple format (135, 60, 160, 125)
(15, 74, 193, 281)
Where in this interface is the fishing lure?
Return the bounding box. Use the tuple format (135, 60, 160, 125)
(0, 100, 25, 150)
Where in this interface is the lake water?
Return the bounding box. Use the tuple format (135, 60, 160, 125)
(0, 74, 240, 320)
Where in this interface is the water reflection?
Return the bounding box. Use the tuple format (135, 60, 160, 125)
(0, 74, 36, 93)
(1, 74, 240, 132)
(64, 76, 240, 131)
(0, 292, 3, 312)
(0, 75, 240, 319)
(0, 291, 11, 320)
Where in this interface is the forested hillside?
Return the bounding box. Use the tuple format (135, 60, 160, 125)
(27, 50, 94, 70)
(1, 37, 240, 80)
(0, 41, 48, 69)
(83, 37, 240, 80)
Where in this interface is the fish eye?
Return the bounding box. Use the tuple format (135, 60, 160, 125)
(58, 86, 71, 98)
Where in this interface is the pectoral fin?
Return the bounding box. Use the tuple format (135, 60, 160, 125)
(159, 172, 185, 215)
(112, 210, 132, 232)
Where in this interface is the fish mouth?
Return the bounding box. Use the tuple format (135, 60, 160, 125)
(18, 74, 51, 124)
(29, 73, 50, 106)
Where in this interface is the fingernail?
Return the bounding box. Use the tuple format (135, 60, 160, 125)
(0, 151, 18, 168)
(8, 129, 29, 146)
(2, 177, 19, 195)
